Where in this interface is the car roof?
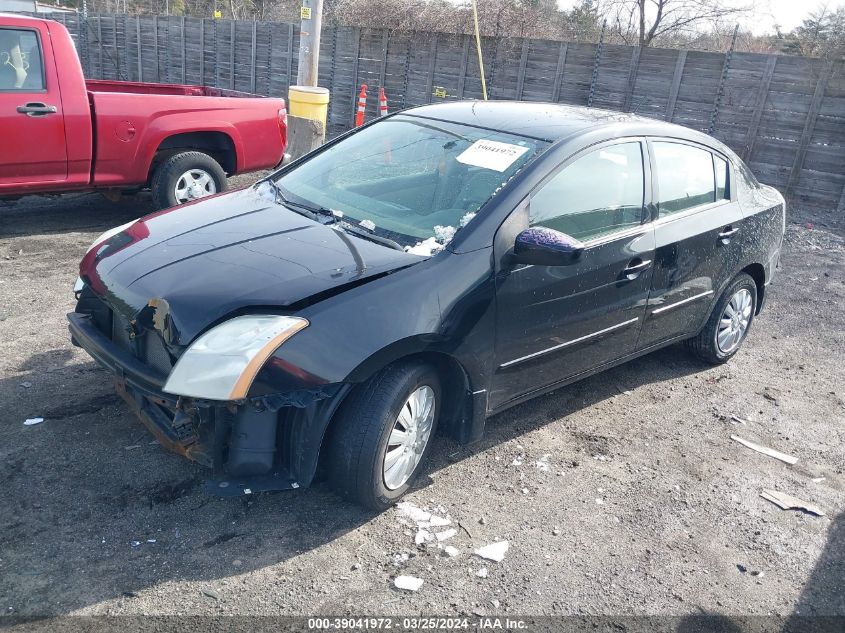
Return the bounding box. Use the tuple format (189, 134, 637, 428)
(404, 101, 724, 149)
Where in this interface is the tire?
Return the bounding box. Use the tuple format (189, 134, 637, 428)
(150, 151, 227, 210)
(327, 361, 441, 511)
(686, 272, 757, 365)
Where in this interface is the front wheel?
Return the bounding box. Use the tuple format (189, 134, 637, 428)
(686, 273, 757, 364)
(327, 361, 441, 510)
(150, 151, 227, 209)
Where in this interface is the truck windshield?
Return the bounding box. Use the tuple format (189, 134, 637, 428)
(271, 115, 544, 254)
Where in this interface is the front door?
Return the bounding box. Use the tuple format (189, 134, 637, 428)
(491, 140, 655, 410)
(0, 25, 68, 186)
(637, 141, 745, 349)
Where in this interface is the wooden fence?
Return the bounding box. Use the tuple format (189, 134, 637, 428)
(50, 13, 845, 210)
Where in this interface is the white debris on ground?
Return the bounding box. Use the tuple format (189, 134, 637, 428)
(535, 454, 551, 472)
(394, 575, 424, 592)
(474, 541, 509, 562)
(443, 546, 460, 557)
(435, 528, 457, 542)
(415, 529, 433, 545)
(23, 417, 44, 426)
(476, 567, 488, 578)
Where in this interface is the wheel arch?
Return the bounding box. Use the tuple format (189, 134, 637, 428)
(148, 131, 238, 182)
(313, 348, 477, 481)
(740, 262, 766, 315)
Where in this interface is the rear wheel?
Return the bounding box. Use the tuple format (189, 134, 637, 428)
(327, 361, 440, 510)
(151, 151, 227, 209)
(686, 273, 757, 364)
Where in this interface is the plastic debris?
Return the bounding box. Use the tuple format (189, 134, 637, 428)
(761, 489, 825, 516)
(535, 454, 551, 472)
(23, 417, 44, 426)
(435, 528, 457, 542)
(731, 435, 798, 465)
(146, 539, 156, 543)
(474, 541, 509, 562)
(476, 567, 488, 578)
(394, 575, 424, 591)
(415, 529, 433, 545)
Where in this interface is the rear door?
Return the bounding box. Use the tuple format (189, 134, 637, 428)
(491, 140, 655, 409)
(637, 139, 744, 349)
(0, 24, 68, 185)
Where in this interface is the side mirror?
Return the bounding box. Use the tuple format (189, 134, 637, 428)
(512, 227, 584, 266)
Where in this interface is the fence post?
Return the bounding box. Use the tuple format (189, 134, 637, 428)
(623, 46, 642, 112)
(708, 24, 738, 135)
(230, 21, 235, 89)
(666, 49, 687, 122)
(250, 20, 257, 93)
(515, 39, 530, 100)
(425, 33, 438, 103)
(349, 27, 362, 125)
(551, 42, 567, 103)
(136, 18, 142, 81)
(787, 61, 833, 195)
(456, 35, 470, 99)
(587, 20, 606, 107)
(742, 55, 777, 162)
(286, 23, 295, 91)
(181, 16, 187, 84)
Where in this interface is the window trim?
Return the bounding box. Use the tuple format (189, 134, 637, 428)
(526, 136, 652, 245)
(647, 137, 734, 221)
(0, 26, 47, 94)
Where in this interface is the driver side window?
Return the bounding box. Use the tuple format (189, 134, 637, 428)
(529, 142, 645, 242)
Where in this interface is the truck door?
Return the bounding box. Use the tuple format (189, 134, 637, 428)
(0, 25, 68, 186)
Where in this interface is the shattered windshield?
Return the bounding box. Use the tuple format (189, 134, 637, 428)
(272, 115, 544, 255)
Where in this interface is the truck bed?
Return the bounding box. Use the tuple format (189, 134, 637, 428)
(85, 79, 265, 99)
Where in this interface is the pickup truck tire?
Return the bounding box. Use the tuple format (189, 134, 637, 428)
(327, 361, 441, 510)
(151, 151, 227, 209)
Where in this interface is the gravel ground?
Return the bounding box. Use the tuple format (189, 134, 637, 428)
(0, 182, 843, 619)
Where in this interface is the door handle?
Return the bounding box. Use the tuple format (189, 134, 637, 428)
(622, 258, 652, 280)
(718, 226, 739, 241)
(16, 102, 58, 117)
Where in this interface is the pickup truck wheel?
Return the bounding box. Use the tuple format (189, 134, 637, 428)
(327, 361, 441, 511)
(151, 151, 227, 209)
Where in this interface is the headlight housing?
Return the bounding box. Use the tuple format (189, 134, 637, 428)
(86, 219, 138, 255)
(162, 315, 308, 401)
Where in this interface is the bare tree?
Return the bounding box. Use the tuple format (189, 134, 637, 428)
(599, 0, 750, 47)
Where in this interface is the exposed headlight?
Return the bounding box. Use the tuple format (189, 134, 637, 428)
(86, 219, 138, 255)
(163, 315, 309, 401)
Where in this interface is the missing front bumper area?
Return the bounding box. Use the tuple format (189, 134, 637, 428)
(68, 311, 348, 497)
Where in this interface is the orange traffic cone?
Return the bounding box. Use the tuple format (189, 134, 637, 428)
(378, 87, 388, 117)
(355, 84, 368, 127)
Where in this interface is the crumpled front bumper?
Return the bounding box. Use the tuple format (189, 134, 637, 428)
(68, 310, 350, 496)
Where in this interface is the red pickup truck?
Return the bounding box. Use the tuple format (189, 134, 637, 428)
(0, 13, 287, 208)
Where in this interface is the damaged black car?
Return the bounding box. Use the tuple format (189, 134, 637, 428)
(69, 101, 785, 510)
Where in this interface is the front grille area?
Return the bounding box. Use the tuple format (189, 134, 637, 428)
(91, 297, 175, 377)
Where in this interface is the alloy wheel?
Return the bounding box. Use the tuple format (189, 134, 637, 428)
(716, 288, 752, 354)
(383, 385, 435, 490)
(174, 169, 217, 203)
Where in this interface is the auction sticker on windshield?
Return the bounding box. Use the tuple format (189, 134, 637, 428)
(456, 139, 530, 172)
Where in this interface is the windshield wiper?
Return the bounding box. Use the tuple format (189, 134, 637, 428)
(337, 221, 404, 252)
(264, 180, 339, 224)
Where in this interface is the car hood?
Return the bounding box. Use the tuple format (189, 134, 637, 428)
(80, 185, 420, 344)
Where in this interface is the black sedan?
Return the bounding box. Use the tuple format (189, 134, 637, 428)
(70, 102, 785, 509)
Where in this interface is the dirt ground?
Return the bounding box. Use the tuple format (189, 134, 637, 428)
(0, 180, 843, 620)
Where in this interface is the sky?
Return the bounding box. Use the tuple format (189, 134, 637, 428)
(556, 0, 845, 35)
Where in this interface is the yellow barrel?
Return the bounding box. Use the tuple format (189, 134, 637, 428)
(288, 86, 330, 127)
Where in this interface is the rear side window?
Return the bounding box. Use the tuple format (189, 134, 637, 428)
(530, 142, 645, 242)
(653, 142, 716, 215)
(0, 28, 45, 91)
(714, 155, 729, 200)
